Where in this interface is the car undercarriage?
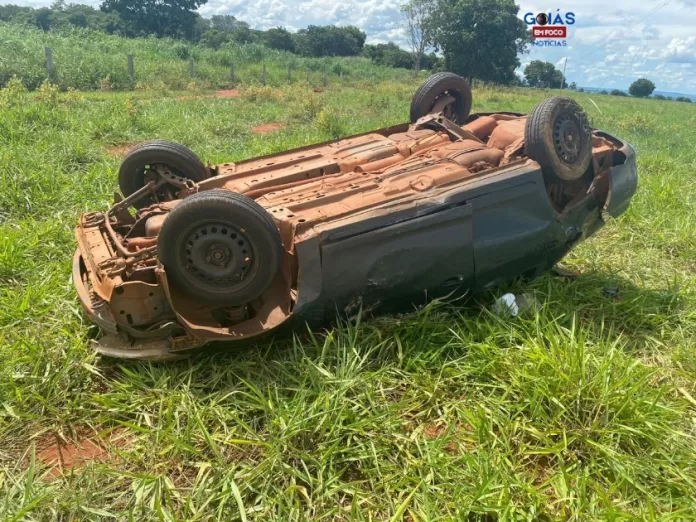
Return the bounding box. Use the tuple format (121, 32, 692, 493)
(74, 73, 638, 360)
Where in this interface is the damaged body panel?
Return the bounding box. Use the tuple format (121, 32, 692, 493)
(74, 77, 637, 360)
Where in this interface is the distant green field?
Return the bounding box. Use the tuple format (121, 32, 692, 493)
(0, 23, 419, 91)
(1, 78, 695, 520)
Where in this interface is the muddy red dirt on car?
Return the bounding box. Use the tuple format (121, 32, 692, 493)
(74, 73, 638, 360)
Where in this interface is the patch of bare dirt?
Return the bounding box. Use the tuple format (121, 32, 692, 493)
(312, 87, 325, 93)
(106, 143, 136, 157)
(38, 438, 105, 477)
(215, 89, 240, 98)
(252, 122, 285, 134)
(35, 429, 130, 478)
(423, 423, 446, 440)
(420, 422, 473, 454)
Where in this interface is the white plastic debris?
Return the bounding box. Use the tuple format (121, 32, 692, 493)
(493, 293, 519, 317)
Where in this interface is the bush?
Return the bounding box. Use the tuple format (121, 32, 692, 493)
(0, 76, 28, 108)
(174, 45, 190, 60)
(35, 79, 59, 104)
(610, 89, 628, 97)
(314, 109, 346, 139)
(653, 94, 666, 100)
(676, 96, 693, 103)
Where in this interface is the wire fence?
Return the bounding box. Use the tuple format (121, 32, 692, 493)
(38, 46, 422, 91)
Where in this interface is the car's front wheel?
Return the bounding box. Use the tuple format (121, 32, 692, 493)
(525, 97, 592, 183)
(158, 190, 283, 306)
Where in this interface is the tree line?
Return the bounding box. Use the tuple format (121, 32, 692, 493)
(1, 0, 536, 82)
(0, 1, 442, 71)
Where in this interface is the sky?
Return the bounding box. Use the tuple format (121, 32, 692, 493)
(6, 0, 696, 93)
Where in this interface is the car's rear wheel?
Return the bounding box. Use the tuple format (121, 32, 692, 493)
(525, 97, 592, 182)
(158, 190, 282, 306)
(410, 72, 473, 124)
(119, 140, 208, 208)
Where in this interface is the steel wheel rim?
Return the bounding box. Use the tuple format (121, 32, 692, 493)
(553, 114, 581, 164)
(176, 219, 259, 294)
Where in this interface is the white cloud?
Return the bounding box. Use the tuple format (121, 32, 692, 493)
(661, 37, 696, 63)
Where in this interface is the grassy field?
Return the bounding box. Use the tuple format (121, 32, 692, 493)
(0, 23, 419, 92)
(1, 76, 696, 521)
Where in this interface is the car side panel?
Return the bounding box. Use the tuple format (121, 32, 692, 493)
(468, 172, 569, 288)
(318, 204, 475, 315)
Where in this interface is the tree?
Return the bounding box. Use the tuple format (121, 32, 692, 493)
(569, 81, 577, 90)
(600, 90, 608, 95)
(199, 29, 230, 49)
(676, 96, 693, 103)
(628, 78, 655, 98)
(401, 0, 434, 73)
(263, 27, 296, 53)
(34, 7, 55, 30)
(610, 89, 628, 97)
(653, 94, 666, 100)
(210, 14, 243, 32)
(524, 60, 566, 88)
(578, 87, 585, 92)
(426, 0, 530, 85)
(294, 25, 366, 57)
(363, 43, 413, 69)
(100, 0, 208, 39)
(421, 52, 443, 70)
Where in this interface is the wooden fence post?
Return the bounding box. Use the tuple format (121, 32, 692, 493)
(127, 54, 134, 81)
(189, 58, 194, 77)
(230, 63, 235, 83)
(306, 69, 310, 83)
(323, 70, 328, 87)
(287, 64, 292, 82)
(45, 47, 53, 75)
(262, 63, 266, 85)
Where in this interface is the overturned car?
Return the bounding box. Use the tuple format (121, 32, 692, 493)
(74, 73, 637, 359)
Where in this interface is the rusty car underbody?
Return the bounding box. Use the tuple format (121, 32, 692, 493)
(75, 90, 637, 360)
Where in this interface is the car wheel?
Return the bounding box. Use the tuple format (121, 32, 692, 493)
(410, 72, 473, 124)
(158, 190, 282, 306)
(525, 97, 592, 182)
(119, 140, 208, 208)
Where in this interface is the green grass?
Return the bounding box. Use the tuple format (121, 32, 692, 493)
(1, 77, 696, 520)
(0, 23, 420, 92)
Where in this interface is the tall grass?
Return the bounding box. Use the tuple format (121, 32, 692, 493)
(0, 23, 420, 91)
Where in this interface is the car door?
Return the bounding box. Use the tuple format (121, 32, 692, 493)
(319, 203, 475, 315)
(470, 177, 567, 288)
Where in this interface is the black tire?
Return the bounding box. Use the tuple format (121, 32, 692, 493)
(525, 97, 592, 182)
(158, 190, 282, 306)
(410, 72, 473, 124)
(119, 140, 208, 206)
